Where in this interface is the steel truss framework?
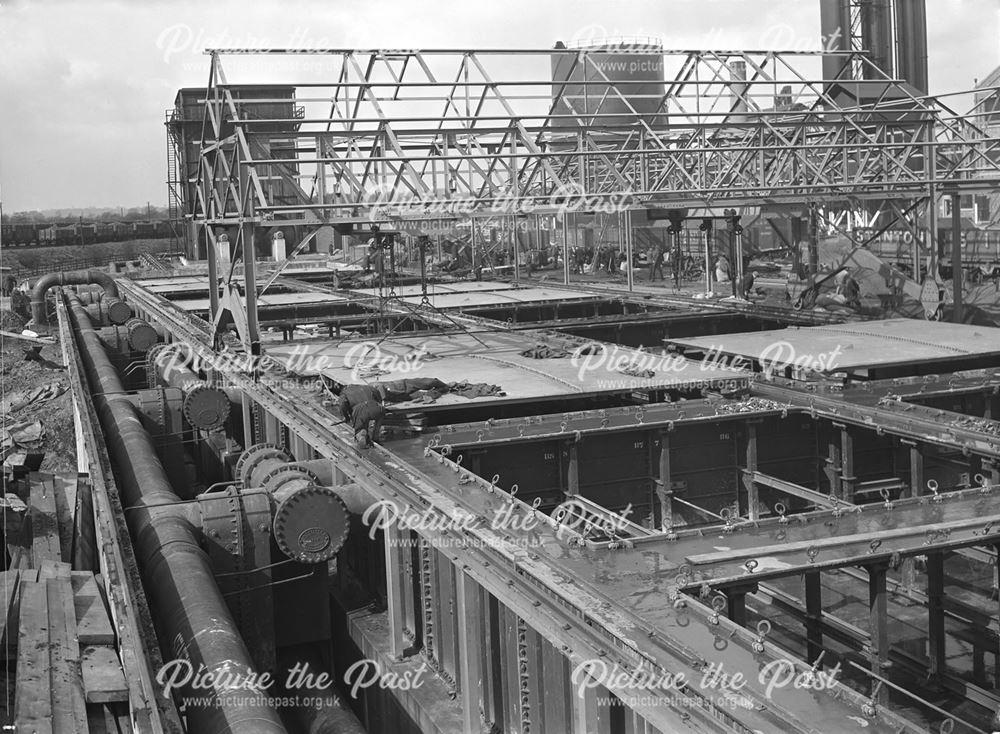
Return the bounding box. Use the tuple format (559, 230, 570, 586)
(187, 47, 1000, 341)
(191, 48, 1000, 220)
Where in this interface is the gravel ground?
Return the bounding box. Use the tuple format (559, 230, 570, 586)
(0, 313, 76, 474)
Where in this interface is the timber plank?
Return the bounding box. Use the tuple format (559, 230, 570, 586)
(14, 579, 53, 733)
(47, 576, 88, 733)
(0, 570, 18, 657)
(81, 645, 129, 703)
(39, 559, 72, 580)
(72, 572, 115, 645)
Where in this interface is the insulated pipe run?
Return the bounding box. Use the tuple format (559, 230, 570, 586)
(31, 270, 120, 326)
(66, 295, 287, 734)
(146, 344, 232, 431)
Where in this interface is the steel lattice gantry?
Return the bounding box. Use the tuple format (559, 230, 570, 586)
(189, 47, 1000, 217)
(181, 48, 1000, 336)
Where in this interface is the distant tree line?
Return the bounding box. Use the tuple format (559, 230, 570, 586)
(2, 205, 170, 224)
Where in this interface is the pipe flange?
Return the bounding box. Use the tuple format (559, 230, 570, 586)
(273, 484, 350, 563)
(235, 443, 290, 488)
(105, 297, 133, 325)
(125, 318, 158, 353)
(183, 383, 231, 431)
(262, 463, 321, 496)
(145, 344, 170, 388)
(146, 343, 169, 367)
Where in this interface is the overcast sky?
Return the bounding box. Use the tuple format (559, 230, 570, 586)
(1, 0, 997, 213)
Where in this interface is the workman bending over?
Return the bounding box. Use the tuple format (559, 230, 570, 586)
(337, 383, 385, 448)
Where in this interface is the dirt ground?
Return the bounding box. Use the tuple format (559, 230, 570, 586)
(0, 310, 76, 474)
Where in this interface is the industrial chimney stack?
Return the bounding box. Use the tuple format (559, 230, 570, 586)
(819, 0, 928, 94)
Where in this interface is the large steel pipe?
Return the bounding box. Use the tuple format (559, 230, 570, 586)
(235, 444, 352, 563)
(124, 317, 159, 352)
(66, 295, 286, 734)
(285, 461, 375, 516)
(147, 344, 231, 431)
(98, 319, 159, 355)
(31, 270, 122, 326)
(236, 446, 374, 515)
(88, 296, 133, 325)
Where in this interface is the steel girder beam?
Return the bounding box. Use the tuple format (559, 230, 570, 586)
(420, 375, 1000, 462)
(662, 485, 1000, 587)
(745, 470, 846, 509)
(756, 381, 1000, 459)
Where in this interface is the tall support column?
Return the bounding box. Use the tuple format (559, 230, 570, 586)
(670, 226, 681, 289)
(470, 219, 478, 274)
(658, 431, 673, 530)
(734, 228, 745, 298)
(927, 551, 946, 676)
(726, 582, 757, 627)
(839, 425, 856, 502)
(624, 210, 634, 292)
(808, 203, 819, 278)
(537, 215, 545, 276)
(316, 144, 328, 224)
(743, 421, 760, 521)
(236, 134, 262, 451)
(900, 441, 924, 589)
(561, 214, 570, 285)
(825, 428, 842, 498)
(512, 217, 520, 285)
(700, 218, 713, 294)
(241, 396, 256, 450)
(867, 562, 890, 703)
(951, 192, 963, 323)
(908, 443, 924, 498)
(455, 570, 483, 734)
(243, 227, 260, 353)
(926, 123, 939, 281)
(384, 526, 407, 660)
(805, 572, 824, 663)
(206, 231, 220, 329)
(236, 135, 260, 355)
(566, 442, 580, 496)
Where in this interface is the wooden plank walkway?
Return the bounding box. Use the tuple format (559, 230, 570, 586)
(10, 473, 132, 733)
